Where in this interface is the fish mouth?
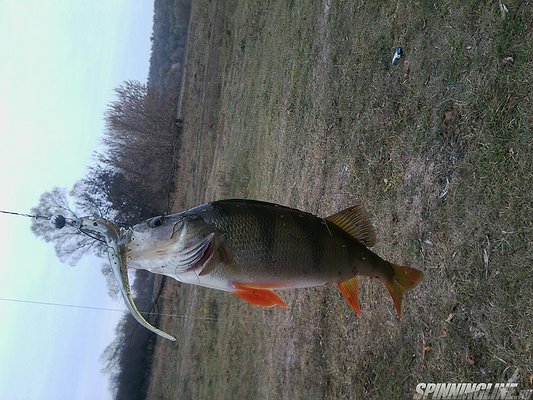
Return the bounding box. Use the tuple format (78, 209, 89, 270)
(79, 217, 176, 341)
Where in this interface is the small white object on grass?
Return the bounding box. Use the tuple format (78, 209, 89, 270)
(392, 47, 403, 65)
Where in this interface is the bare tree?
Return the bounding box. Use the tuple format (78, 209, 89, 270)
(71, 169, 113, 219)
(104, 80, 176, 143)
(100, 271, 157, 400)
(30, 78, 181, 395)
(101, 80, 179, 213)
(101, 262, 120, 300)
(75, 164, 161, 224)
(30, 187, 106, 265)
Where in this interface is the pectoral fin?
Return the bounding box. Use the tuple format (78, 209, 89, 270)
(338, 276, 361, 316)
(233, 284, 287, 308)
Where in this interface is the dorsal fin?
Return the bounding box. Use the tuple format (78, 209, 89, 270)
(325, 205, 376, 247)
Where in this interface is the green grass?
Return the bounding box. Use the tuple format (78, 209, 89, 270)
(146, 0, 532, 399)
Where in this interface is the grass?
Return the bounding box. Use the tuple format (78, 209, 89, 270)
(146, 0, 532, 399)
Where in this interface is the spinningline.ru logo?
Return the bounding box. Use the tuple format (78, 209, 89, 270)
(413, 382, 532, 399)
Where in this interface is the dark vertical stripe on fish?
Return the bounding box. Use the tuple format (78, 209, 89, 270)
(259, 210, 276, 265)
(291, 212, 323, 272)
(313, 219, 326, 272)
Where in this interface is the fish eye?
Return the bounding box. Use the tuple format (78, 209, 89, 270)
(148, 216, 164, 228)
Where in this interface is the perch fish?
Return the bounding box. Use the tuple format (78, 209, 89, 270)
(116, 199, 423, 339)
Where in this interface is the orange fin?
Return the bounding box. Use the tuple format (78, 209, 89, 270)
(338, 276, 361, 316)
(382, 265, 424, 318)
(234, 284, 287, 308)
(326, 205, 376, 247)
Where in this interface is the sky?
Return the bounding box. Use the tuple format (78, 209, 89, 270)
(0, 1, 155, 399)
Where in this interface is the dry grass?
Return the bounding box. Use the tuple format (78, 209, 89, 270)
(146, 0, 532, 399)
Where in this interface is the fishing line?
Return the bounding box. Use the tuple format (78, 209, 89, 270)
(0, 209, 50, 220)
(1, 208, 115, 243)
(1, 209, 221, 330)
(0, 297, 219, 321)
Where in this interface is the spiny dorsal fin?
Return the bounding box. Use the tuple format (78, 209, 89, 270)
(325, 205, 376, 247)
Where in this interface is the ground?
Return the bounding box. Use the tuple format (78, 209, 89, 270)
(146, 1, 532, 399)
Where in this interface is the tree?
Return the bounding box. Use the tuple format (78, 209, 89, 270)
(74, 165, 162, 225)
(100, 80, 180, 214)
(70, 167, 115, 220)
(30, 76, 182, 396)
(101, 270, 157, 400)
(101, 262, 121, 300)
(103, 80, 177, 152)
(30, 187, 107, 265)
